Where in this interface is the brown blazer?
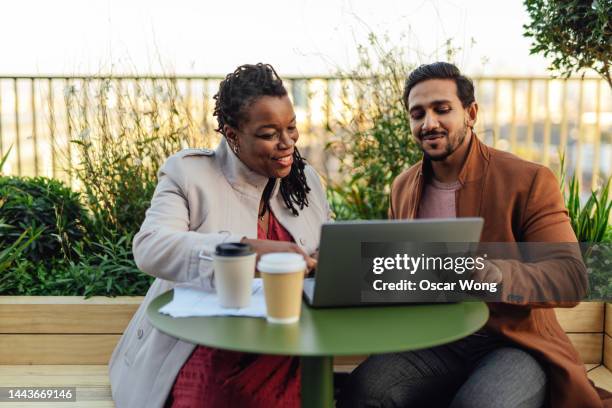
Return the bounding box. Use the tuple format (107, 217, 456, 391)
(390, 135, 609, 408)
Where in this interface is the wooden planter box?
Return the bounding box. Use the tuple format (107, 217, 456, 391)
(0, 296, 142, 365)
(0, 297, 611, 407)
(0, 297, 609, 369)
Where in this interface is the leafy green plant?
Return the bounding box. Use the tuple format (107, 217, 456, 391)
(0, 222, 42, 275)
(0, 257, 58, 295)
(0, 176, 89, 264)
(557, 152, 612, 300)
(523, 0, 612, 88)
(566, 176, 611, 243)
(2, 78, 225, 296)
(47, 78, 212, 297)
(61, 232, 153, 297)
(577, 187, 612, 300)
(1, 78, 212, 296)
(64, 78, 213, 237)
(0, 232, 152, 297)
(327, 33, 422, 220)
(583, 242, 612, 300)
(558, 152, 611, 243)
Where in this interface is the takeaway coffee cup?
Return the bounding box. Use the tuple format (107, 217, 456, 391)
(257, 253, 306, 324)
(213, 243, 256, 308)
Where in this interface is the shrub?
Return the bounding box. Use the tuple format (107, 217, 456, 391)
(584, 242, 612, 301)
(0, 221, 42, 275)
(327, 33, 422, 220)
(569, 178, 612, 300)
(58, 78, 211, 296)
(0, 176, 89, 264)
(559, 152, 611, 243)
(64, 78, 213, 236)
(0, 232, 152, 297)
(2, 79, 217, 296)
(566, 176, 611, 243)
(558, 153, 612, 300)
(0, 257, 62, 295)
(65, 232, 153, 297)
(16, 78, 209, 297)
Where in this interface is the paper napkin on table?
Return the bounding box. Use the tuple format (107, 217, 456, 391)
(158, 278, 267, 318)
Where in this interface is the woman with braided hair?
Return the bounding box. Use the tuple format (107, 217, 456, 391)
(108, 63, 332, 408)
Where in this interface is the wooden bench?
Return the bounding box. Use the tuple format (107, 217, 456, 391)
(1, 297, 611, 407)
(0, 297, 141, 408)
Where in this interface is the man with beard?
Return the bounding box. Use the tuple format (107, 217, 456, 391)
(338, 62, 607, 407)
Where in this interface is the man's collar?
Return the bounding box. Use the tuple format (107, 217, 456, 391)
(419, 133, 490, 184)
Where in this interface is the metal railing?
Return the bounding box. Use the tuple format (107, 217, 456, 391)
(0, 75, 610, 190)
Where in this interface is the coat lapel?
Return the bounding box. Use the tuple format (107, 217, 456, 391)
(412, 134, 489, 219)
(456, 136, 489, 218)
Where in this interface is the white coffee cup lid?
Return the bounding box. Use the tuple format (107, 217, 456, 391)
(257, 252, 306, 274)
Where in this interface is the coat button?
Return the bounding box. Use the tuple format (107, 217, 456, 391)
(299, 238, 305, 245)
(137, 328, 144, 339)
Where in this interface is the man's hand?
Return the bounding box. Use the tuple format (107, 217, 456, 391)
(241, 238, 317, 273)
(471, 260, 503, 285)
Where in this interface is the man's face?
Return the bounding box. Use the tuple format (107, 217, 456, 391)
(407, 79, 476, 161)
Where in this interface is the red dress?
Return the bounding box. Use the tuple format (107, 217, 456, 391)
(169, 212, 301, 408)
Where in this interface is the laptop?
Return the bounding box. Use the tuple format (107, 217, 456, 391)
(303, 218, 484, 307)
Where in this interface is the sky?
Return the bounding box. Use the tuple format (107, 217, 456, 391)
(1, 0, 557, 77)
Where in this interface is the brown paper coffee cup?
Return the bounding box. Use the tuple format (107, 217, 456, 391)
(257, 253, 306, 324)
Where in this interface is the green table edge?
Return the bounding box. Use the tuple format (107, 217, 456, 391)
(146, 290, 489, 357)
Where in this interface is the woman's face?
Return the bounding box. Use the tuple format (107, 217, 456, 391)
(225, 95, 298, 179)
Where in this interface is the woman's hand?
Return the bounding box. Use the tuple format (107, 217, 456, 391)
(241, 238, 317, 272)
(310, 249, 319, 260)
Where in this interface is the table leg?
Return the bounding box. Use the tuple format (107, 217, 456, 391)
(300, 355, 333, 408)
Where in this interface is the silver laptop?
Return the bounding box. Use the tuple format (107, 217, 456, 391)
(303, 218, 484, 307)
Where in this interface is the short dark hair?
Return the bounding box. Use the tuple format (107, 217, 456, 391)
(213, 63, 310, 217)
(213, 63, 287, 134)
(403, 62, 475, 108)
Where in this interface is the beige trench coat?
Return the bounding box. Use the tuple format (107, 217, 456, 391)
(109, 138, 331, 407)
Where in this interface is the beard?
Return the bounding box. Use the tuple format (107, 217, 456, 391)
(419, 122, 468, 162)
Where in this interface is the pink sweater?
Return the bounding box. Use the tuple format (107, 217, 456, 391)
(416, 178, 461, 219)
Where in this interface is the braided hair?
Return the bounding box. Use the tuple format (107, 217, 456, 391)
(213, 63, 310, 216)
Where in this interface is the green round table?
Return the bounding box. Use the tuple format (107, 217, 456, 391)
(147, 290, 488, 407)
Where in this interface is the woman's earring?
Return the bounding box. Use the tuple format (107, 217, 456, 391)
(227, 136, 240, 155)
